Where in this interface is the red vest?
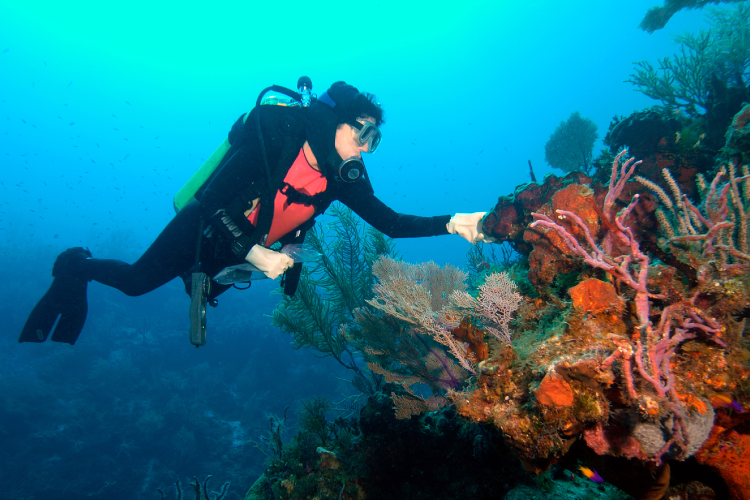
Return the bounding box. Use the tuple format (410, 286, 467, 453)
(246, 148, 327, 245)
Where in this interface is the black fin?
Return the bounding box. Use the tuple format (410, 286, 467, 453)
(19, 278, 88, 345)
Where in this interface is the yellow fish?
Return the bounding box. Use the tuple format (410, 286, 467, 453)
(579, 466, 604, 483)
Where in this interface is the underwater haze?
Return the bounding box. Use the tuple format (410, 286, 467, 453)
(0, 1, 718, 499)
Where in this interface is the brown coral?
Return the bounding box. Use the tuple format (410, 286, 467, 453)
(535, 371, 575, 408)
(450, 317, 489, 362)
(568, 278, 623, 315)
(524, 184, 602, 288)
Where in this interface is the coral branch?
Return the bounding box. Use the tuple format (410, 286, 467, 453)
(531, 149, 730, 438)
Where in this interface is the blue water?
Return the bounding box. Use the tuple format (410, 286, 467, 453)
(0, 1, 717, 498)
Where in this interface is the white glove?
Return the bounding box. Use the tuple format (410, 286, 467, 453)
(245, 245, 294, 280)
(447, 212, 497, 244)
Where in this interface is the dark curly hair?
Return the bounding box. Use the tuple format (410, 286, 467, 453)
(335, 92, 385, 128)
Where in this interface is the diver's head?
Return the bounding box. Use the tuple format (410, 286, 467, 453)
(305, 81, 384, 182)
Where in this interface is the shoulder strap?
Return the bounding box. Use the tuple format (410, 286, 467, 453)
(252, 119, 305, 244)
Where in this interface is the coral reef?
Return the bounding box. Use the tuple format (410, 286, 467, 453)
(395, 101, 748, 492)
(510, 149, 745, 462)
(459, 141, 750, 496)
(253, 51, 750, 499)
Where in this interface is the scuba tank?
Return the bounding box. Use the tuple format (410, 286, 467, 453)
(172, 76, 314, 213)
(173, 136, 235, 213)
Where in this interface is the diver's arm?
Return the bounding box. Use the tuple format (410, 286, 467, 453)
(339, 187, 451, 238)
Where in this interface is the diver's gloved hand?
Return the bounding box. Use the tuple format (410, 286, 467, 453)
(245, 245, 294, 280)
(447, 212, 497, 244)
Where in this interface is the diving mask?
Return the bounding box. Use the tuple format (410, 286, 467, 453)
(349, 120, 382, 153)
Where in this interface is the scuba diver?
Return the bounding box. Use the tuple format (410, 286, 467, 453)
(20, 78, 496, 346)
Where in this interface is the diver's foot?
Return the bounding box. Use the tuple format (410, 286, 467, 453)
(52, 247, 92, 280)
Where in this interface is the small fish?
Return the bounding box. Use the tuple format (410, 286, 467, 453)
(112, 114, 117, 118)
(579, 466, 604, 483)
(2, 48, 8, 54)
(714, 394, 733, 406)
(69, 122, 75, 126)
(675, 132, 681, 144)
(125, 101, 131, 105)
(68, 81, 72, 88)
(713, 394, 745, 412)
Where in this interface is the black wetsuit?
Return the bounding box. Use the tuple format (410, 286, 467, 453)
(75, 106, 451, 301)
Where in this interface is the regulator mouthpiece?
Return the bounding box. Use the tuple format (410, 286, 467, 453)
(338, 157, 364, 182)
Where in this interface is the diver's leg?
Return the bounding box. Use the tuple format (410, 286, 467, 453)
(80, 200, 205, 296)
(20, 201, 207, 344)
